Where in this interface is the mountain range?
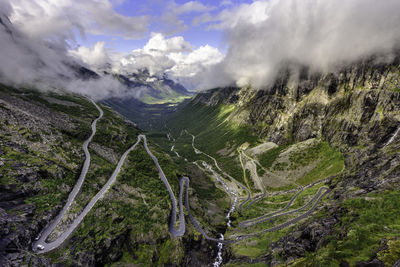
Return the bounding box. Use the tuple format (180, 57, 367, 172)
(0, 7, 400, 267)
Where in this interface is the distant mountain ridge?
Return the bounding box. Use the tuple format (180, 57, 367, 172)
(112, 69, 191, 104)
(0, 12, 190, 111)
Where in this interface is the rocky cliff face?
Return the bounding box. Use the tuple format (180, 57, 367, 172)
(185, 56, 400, 265)
(194, 56, 400, 148)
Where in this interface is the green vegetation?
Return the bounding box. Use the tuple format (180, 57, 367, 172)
(229, 222, 294, 259)
(265, 183, 298, 192)
(295, 142, 344, 185)
(56, 141, 185, 265)
(239, 184, 322, 224)
(93, 105, 140, 152)
(227, 183, 329, 261)
(167, 102, 260, 184)
(301, 191, 400, 266)
(168, 103, 259, 154)
(24, 90, 99, 120)
(0, 142, 78, 217)
(0, 84, 189, 265)
(258, 146, 287, 169)
(190, 173, 226, 200)
(25, 171, 76, 215)
(378, 238, 400, 266)
(4, 79, 396, 267)
(60, 120, 92, 142)
(256, 140, 344, 187)
(141, 94, 191, 105)
(226, 263, 269, 267)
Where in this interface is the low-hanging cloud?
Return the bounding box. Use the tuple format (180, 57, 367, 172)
(97, 33, 225, 90)
(9, 0, 150, 41)
(69, 42, 111, 71)
(0, 0, 148, 100)
(194, 0, 400, 90)
(2, 0, 400, 97)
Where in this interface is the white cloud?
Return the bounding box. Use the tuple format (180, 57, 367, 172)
(143, 33, 193, 54)
(0, 0, 12, 17)
(8, 0, 150, 40)
(193, 0, 271, 29)
(112, 33, 194, 77)
(2, 0, 400, 96)
(109, 33, 224, 90)
(194, 0, 400, 90)
(172, 1, 215, 14)
(168, 45, 224, 89)
(69, 42, 111, 71)
(0, 1, 142, 100)
(66, 75, 145, 100)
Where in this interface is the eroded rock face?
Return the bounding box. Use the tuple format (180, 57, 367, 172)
(192, 56, 400, 266)
(0, 89, 88, 266)
(193, 56, 400, 150)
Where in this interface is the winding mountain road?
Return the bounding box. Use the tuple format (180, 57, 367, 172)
(141, 135, 233, 243)
(184, 130, 251, 207)
(240, 186, 328, 228)
(32, 99, 104, 253)
(176, 130, 330, 243)
(33, 106, 333, 255)
(235, 187, 329, 240)
(179, 131, 330, 237)
(33, 102, 143, 254)
(239, 151, 267, 210)
(239, 185, 304, 228)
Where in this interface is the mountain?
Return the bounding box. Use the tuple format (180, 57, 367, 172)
(2, 9, 400, 266)
(0, 12, 190, 122)
(165, 55, 400, 266)
(0, 84, 227, 266)
(114, 69, 191, 104)
(102, 69, 191, 130)
(0, 12, 92, 85)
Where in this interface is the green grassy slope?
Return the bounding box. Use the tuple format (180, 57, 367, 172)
(0, 84, 207, 266)
(166, 102, 260, 184)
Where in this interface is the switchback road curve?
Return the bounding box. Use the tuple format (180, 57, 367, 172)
(33, 101, 332, 254)
(33, 99, 104, 253)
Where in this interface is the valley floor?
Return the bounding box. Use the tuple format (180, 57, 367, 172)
(1, 69, 400, 266)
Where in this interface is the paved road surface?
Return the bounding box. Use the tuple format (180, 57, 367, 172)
(32, 99, 104, 253)
(184, 130, 251, 208)
(235, 187, 329, 240)
(34, 139, 139, 253)
(33, 113, 332, 254)
(240, 187, 328, 228)
(239, 185, 304, 228)
(239, 152, 267, 210)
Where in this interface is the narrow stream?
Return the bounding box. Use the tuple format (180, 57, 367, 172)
(202, 161, 238, 267)
(213, 234, 224, 267)
(172, 131, 241, 266)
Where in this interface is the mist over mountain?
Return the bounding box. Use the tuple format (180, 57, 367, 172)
(0, 7, 130, 100)
(2, 0, 400, 94)
(1, 1, 400, 266)
(66, 0, 400, 92)
(193, 0, 400, 90)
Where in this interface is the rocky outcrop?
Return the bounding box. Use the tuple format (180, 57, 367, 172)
(193, 56, 400, 149)
(191, 55, 400, 266)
